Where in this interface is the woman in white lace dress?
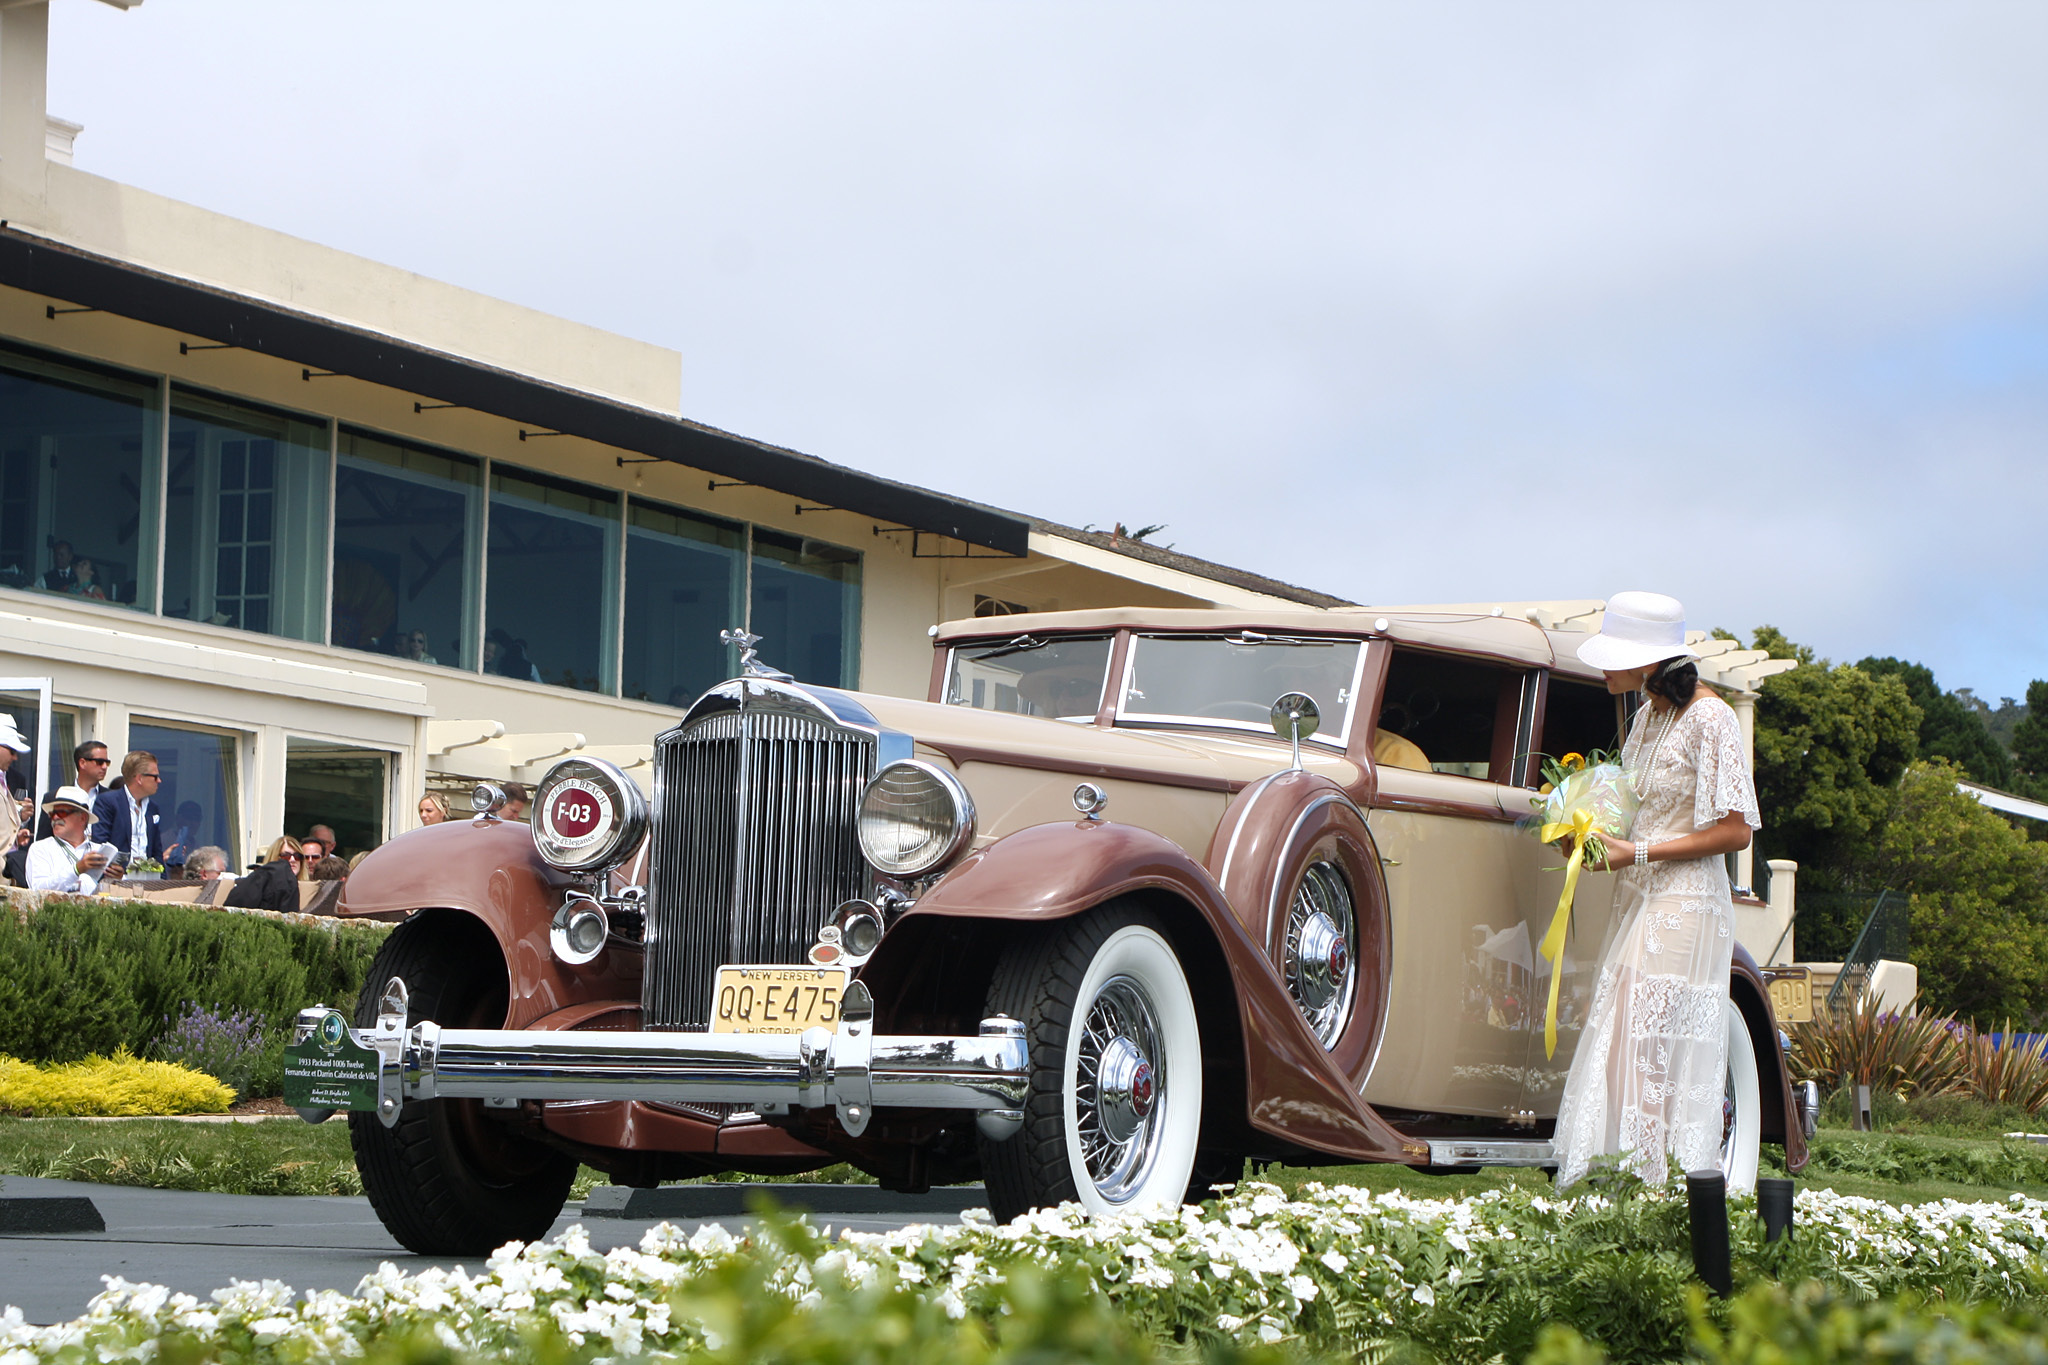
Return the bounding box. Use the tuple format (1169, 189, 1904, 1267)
(1553, 591, 1762, 1191)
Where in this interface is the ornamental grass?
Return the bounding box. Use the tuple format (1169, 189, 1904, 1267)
(1790, 1004, 1992, 1108)
(1963, 1029, 2048, 1117)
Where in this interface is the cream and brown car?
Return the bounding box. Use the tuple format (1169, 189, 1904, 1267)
(292, 609, 1812, 1254)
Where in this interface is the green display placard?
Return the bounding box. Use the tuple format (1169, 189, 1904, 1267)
(282, 1009, 384, 1111)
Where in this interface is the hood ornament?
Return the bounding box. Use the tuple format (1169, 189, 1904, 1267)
(721, 628, 794, 683)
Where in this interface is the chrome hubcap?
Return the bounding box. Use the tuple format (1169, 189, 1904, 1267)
(1285, 861, 1358, 1047)
(1076, 976, 1165, 1202)
(1095, 1036, 1155, 1143)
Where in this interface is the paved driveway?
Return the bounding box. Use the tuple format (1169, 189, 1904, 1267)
(2, 1176, 977, 1326)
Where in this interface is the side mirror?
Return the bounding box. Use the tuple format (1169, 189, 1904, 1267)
(1269, 692, 1320, 770)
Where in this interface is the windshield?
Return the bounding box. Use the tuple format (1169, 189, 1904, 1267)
(944, 634, 1115, 720)
(1119, 634, 1361, 741)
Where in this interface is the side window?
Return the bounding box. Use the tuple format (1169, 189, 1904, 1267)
(1539, 676, 1624, 774)
(1373, 650, 1520, 780)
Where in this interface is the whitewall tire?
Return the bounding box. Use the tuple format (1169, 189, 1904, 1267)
(979, 903, 1204, 1221)
(1719, 998, 1762, 1195)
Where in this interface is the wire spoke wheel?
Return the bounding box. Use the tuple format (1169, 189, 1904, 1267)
(978, 901, 1204, 1221)
(1283, 860, 1357, 1048)
(1074, 976, 1165, 1201)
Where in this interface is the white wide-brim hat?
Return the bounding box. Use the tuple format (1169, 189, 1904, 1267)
(1576, 591, 1700, 672)
(0, 719, 28, 755)
(42, 784, 94, 816)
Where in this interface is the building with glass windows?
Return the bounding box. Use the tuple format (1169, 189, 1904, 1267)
(0, 2, 1349, 866)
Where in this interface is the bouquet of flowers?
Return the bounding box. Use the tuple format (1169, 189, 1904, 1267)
(1524, 751, 1640, 1057)
(1528, 750, 1639, 867)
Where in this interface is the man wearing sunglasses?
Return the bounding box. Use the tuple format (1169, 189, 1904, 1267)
(35, 741, 111, 840)
(91, 750, 164, 874)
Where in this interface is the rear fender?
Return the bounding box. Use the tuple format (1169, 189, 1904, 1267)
(877, 819, 1427, 1163)
(339, 819, 640, 1029)
(1732, 942, 1808, 1172)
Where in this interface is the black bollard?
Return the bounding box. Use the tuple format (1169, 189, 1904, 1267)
(1757, 1178, 1795, 1243)
(1686, 1169, 1732, 1297)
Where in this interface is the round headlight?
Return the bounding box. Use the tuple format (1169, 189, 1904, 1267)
(533, 757, 649, 873)
(857, 760, 975, 878)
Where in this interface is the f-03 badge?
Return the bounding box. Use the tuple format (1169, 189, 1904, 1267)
(541, 778, 613, 851)
(282, 1008, 382, 1111)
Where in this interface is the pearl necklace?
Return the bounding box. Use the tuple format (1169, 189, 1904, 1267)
(1628, 701, 1681, 800)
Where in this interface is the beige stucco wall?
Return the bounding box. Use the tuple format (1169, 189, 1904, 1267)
(9, 164, 683, 415)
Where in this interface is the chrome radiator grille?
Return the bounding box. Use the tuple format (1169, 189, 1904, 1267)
(643, 706, 875, 1029)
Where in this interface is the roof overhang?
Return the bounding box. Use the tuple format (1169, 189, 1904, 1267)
(0, 225, 1029, 555)
(1959, 782, 2048, 825)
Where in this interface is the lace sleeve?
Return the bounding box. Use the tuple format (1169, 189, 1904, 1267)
(1690, 700, 1761, 831)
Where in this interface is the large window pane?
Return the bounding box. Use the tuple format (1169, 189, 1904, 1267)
(622, 499, 744, 706)
(0, 341, 160, 612)
(486, 467, 618, 693)
(332, 430, 480, 669)
(284, 737, 388, 859)
(749, 529, 860, 689)
(165, 388, 330, 641)
(129, 720, 241, 872)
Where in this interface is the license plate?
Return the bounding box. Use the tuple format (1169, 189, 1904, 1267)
(1764, 967, 1813, 1024)
(710, 965, 850, 1034)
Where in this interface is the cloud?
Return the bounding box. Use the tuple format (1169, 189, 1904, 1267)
(49, 0, 2048, 694)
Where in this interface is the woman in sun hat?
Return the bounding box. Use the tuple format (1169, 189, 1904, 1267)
(1552, 591, 1763, 1191)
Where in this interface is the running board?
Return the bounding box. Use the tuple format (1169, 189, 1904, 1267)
(1424, 1138, 1556, 1168)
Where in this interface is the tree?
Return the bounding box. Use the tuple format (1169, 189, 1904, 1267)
(2011, 680, 2048, 796)
(1867, 759, 2048, 1026)
(1856, 656, 2014, 788)
(1743, 627, 1920, 878)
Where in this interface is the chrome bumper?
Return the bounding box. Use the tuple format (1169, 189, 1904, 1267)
(291, 977, 1028, 1140)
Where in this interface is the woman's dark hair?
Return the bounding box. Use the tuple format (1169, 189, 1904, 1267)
(1644, 657, 1700, 708)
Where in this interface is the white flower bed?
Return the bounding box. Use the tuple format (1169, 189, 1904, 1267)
(4, 1183, 2045, 1362)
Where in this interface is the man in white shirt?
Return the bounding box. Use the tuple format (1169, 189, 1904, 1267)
(27, 786, 122, 895)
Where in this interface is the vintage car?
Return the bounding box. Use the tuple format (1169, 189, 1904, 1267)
(292, 608, 1815, 1254)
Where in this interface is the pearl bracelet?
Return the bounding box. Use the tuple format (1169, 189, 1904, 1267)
(1635, 839, 1651, 868)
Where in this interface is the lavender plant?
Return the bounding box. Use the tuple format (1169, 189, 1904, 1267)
(152, 1002, 266, 1100)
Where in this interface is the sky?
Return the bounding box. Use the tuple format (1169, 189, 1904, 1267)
(47, 2, 2048, 702)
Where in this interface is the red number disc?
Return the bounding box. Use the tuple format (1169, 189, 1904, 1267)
(549, 789, 603, 839)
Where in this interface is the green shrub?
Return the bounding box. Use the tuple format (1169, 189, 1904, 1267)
(1791, 1134, 2048, 1189)
(1532, 1281, 2048, 1365)
(0, 1050, 233, 1116)
(1890, 1091, 2041, 1138)
(0, 897, 386, 1095)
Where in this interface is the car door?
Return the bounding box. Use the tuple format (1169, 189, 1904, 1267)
(1360, 648, 1541, 1121)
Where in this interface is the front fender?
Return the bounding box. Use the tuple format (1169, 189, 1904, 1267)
(339, 819, 640, 1029)
(885, 819, 1427, 1163)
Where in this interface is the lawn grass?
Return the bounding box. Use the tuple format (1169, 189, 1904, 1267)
(7, 1113, 2045, 1208)
(1258, 1125, 2048, 1207)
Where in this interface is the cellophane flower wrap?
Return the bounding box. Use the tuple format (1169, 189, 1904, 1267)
(1526, 756, 1640, 1059)
(1532, 760, 1639, 851)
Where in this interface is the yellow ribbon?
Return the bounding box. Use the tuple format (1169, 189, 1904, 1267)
(1535, 808, 1596, 1059)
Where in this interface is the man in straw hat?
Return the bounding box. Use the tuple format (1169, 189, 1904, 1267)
(27, 786, 123, 895)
